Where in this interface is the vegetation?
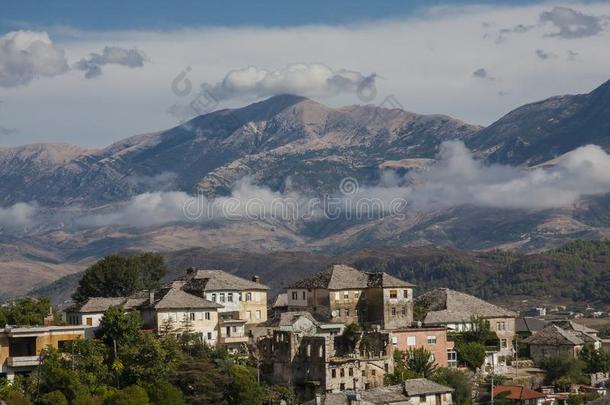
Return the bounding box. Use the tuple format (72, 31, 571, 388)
(431, 368, 472, 405)
(448, 317, 496, 371)
(0, 297, 62, 328)
(72, 253, 168, 303)
(540, 355, 588, 390)
(578, 343, 610, 373)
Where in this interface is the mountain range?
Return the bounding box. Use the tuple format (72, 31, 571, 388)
(2, 79, 610, 301)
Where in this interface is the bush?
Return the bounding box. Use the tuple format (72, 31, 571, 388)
(39, 390, 68, 405)
(432, 368, 472, 405)
(0, 391, 33, 405)
(104, 385, 149, 405)
(73, 393, 104, 405)
(145, 381, 185, 405)
(456, 341, 486, 370)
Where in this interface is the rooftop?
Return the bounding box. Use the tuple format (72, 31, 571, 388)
(66, 296, 146, 313)
(288, 264, 414, 290)
(183, 269, 269, 291)
(516, 317, 549, 334)
(145, 287, 222, 310)
(522, 324, 585, 346)
(415, 288, 517, 324)
(493, 385, 545, 401)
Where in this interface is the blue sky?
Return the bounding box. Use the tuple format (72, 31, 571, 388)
(2, 0, 536, 32)
(1, 1, 610, 147)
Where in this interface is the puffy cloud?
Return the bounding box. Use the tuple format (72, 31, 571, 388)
(0, 31, 69, 87)
(0, 202, 37, 231)
(74, 46, 147, 79)
(203, 63, 375, 102)
(404, 142, 610, 210)
(540, 6, 605, 39)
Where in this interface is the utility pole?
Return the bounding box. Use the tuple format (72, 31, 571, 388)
(490, 354, 495, 405)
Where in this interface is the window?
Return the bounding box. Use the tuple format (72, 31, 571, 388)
(205, 312, 210, 320)
(407, 336, 416, 346)
(246, 292, 252, 301)
(391, 336, 398, 346)
(389, 290, 397, 298)
(332, 369, 336, 378)
(343, 291, 349, 299)
(86, 317, 93, 326)
(207, 332, 212, 340)
(340, 368, 345, 377)
(391, 307, 396, 316)
(340, 383, 345, 391)
(371, 369, 376, 376)
(302, 291, 306, 300)
(246, 311, 252, 320)
(384, 363, 389, 372)
(354, 291, 359, 299)
(419, 395, 426, 403)
(348, 368, 353, 376)
(256, 310, 261, 319)
(448, 350, 457, 368)
(403, 289, 409, 298)
(228, 293, 233, 302)
(335, 292, 340, 301)
(402, 307, 406, 316)
(190, 312, 196, 321)
(362, 370, 366, 377)
(212, 293, 216, 302)
(500, 339, 508, 349)
(497, 321, 506, 331)
(292, 291, 298, 300)
(219, 293, 225, 303)
(427, 336, 437, 345)
(344, 309, 349, 317)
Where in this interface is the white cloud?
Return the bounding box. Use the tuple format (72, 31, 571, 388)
(74, 46, 147, 79)
(540, 6, 605, 38)
(0, 31, 69, 87)
(0, 202, 37, 230)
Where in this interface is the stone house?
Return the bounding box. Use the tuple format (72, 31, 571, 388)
(415, 288, 517, 357)
(285, 264, 415, 330)
(64, 296, 147, 327)
(0, 325, 91, 381)
(522, 324, 601, 365)
(181, 269, 269, 325)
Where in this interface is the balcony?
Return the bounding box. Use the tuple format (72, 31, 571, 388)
(219, 335, 249, 345)
(7, 356, 40, 367)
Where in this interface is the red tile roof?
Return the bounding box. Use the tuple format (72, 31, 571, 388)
(493, 386, 545, 400)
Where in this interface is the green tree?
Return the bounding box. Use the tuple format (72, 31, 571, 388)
(39, 390, 67, 405)
(384, 349, 418, 385)
(37, 347, 86, 403)
(145, 381, 186, 405)
(0, 297, 61, 327)
(456, 341, 486, 371)
(73, 253, 167, 303)
(226, 365, 264, 405)
(98, 306, 143, 348)
(104, 385, 150, 405)
(73, 393, 104, 405)
(173, 359, 231, 404)
(578, 343, 610, 373)
(119, 332, 178, 386)
(61, 339, 112, 394)
(405, 347, 438, 378)
(266, 385, 296, 405)
(540, 355, 587, 389)
(432, 368, 472, 405)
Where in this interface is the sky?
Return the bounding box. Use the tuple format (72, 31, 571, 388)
(1, 0, 610, 148)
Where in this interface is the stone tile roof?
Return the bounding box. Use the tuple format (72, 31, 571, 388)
(551, 320, 598, 335)
(416, 288, 517, 324)
(184, 269, 269, 291)
(288, 264, 414, 290)
(272, 293, 288, 308)
(522, 324, 584, 346)
(516, 317, 549, 334)
(66, 297, 144, 313)
(401, 379, 454, 396)
(144, 287, 222, 310)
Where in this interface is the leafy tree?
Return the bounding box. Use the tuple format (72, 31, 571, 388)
(578, 343, 610, 373)
(73, 253, 167, 303)
(61, 339, 112, 394)
(0, 297, 61, 327)
(265, 385, 297, 405)
(98, 306, 143, 349)
(173, 359, 231, 404)
(39, 390, 67, 405)
(384, 349, 418, 385)
(0, 391, 33, 405)
(104, 385, 150, 405)
(540, 355, 587, 389)
(145, 381, 186, 405)
(456, 341, 486, 371)
(405, 347, 437, 378)
(37, 347, 87, 403)
(226, 365, 265, 405)
(432, 368, 472, 405)
(73, 393, 104, 405)
(119, 332, 179, 386)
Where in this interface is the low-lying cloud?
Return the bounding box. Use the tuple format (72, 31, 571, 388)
(0, 31, 69, 87)
(74, 46, 147, 79)
(0, 202, 37, 231)
(203, 63, 375, 102)
(76, 142, 610, 228)
(540, 6, 605, 39)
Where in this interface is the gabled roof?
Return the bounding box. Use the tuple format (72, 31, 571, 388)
(272, 293, 288, 308)
(551, 320, 598, 335)
(522, 324, 584, 346)
(66, 296, 146, 313)
(184, 269, 269, 291)
(416, 288, 517, 324)
(145, 287, 222, 310)
(493, 386, 545, 400)
(288, 264, 414, 290)
(516, 317, 549, 334)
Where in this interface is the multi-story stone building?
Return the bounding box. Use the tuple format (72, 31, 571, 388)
(181, 269, 269, 325)
(415, 288, 517, 357)
(285, 264, 414, 330)
(257, 311, 394, 401)
(0, 325, 91, 381)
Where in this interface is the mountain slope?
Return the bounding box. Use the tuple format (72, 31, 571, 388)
(468, 79, 610, 165)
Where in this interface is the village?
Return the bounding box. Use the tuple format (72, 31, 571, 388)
(2, 263, 609, 404)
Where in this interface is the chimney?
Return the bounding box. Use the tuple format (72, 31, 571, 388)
(43, 307, 54, 326)
(252, 275, 261, 284)
(149, 290, 155, 305)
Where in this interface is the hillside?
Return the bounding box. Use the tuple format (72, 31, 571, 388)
(31, 240, 610, 310)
